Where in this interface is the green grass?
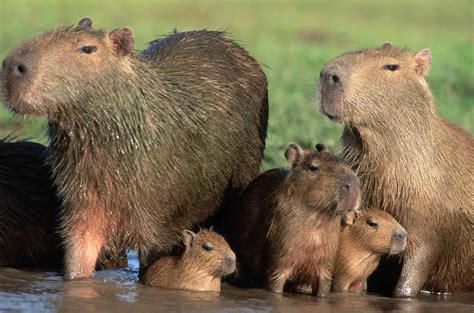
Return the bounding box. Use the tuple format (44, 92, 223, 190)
(0, 0, 472, 169)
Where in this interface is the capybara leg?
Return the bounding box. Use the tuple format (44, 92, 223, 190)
(267, 268, 291, 293)
(394, 248, 433, 297)
(313, 276, 331, 297)
(348, 281, 364, 293)
(64, 227, 103, 280)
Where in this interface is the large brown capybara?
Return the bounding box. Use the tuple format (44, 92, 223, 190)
(0, 18, 268, 280)
(317, 43, 474, 296)
(230, 143, 361, 297)
(332, 208, 407, 293)
(0, 138, 127, 270)
(142, 230, 236, 292)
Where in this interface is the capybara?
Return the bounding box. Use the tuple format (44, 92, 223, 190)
(231, 143, 361, 296)
(0, 138, 127, 270)
(0, 138, 63, 269)
(142, 230, 236, 292)
(332, 208, 407, 293)
(0, 18, 268, 280)
(317, 42, 474, 296)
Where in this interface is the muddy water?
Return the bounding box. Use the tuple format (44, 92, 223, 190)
(0, 253, 472, 313)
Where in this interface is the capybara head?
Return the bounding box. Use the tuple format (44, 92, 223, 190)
(1, 18, 135, 116)
(343, 209, 407, 255)
(316, 42, 434, 127)
(284, 143, 361, 215)
(181, 230, 236, 277)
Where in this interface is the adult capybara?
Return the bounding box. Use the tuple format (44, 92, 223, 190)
(333, 208, 407, 293)
(0, 138, 127, 270)
(142, 230, 236, 292)
(317, 42, 474, 296)
(0, 18, 268, 280)
(231, 143, 361, 296)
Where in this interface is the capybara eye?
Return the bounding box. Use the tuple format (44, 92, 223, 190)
(366, 219, 379, 228)
(308, 164, 320, 172)
(383, 64, 400, 71)
(202, 243, 214, 252)
(79, 45, 97, 54)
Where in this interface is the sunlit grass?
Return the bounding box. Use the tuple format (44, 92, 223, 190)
(0, 0, 472, 169)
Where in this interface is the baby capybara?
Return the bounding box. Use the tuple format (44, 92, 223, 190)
(142, 230, 236, 292)
(333, 209, 407, 293)
(0, 138, 62, 269)
(231, 143, 361, 297)
(0, 138, 127, 270)
(0, 18, 268, 280)
(317, 43, 473, 296)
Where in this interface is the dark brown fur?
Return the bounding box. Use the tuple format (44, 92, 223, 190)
(0, 139, 63, 269)
(230, 143, 361, 296)
(0, 19, 268, 280)
(0, 138, 127, 270)
(142, 230, 236, 292)
(317, 43, 474, 296)
(333, 208, 407, 293)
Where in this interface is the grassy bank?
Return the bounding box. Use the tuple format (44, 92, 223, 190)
(0, 0, 472, 169)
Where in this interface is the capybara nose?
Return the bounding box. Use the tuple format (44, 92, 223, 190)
(393, 229, 407, 242)
(329, 74, 341, 85)
(339, 174, 360, 194)
(224, 254, 236, 272)
(2, 57, 28, 78)
(320, 67, 343, 86)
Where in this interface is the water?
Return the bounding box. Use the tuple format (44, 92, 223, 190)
(0, 254, 472, 313)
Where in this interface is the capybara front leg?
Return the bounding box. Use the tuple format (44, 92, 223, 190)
(313, 275, 331, 297)
(394, 246, 434, 297)
(267, 268, 291, 293)
(64, 225, 104, 280)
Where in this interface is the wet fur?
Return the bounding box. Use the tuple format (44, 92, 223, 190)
(318, 45, 474, 294)
(230, 147, 360, 296)
(2, 25, 268, 279)
(142, 230, 235, 292)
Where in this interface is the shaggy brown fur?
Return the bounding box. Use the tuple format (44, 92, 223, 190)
(317, 43, 474, 296)
(0, 18, 268, 280)
(142, 230, 236, 292)
(230, 143, 361, 297)
(0, 138, 127, 270)
(333, 208, 407, 293)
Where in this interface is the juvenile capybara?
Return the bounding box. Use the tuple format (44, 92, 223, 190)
(332, 208, 407, 293)
(231, 143, 361, 296)
(0, 18, 268, 280)
(0, 138, 127, 270)
(142, 230, 236, 292)
(317, 43, 474, 296)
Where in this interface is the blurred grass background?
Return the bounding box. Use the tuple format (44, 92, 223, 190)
(0, 0, 472, 169)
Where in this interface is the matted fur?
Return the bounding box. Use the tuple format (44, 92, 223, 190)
(317, 44, 474, 295)
(1, 20, 268, 279)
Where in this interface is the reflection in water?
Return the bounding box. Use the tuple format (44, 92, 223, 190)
(0, 254, 472, 313)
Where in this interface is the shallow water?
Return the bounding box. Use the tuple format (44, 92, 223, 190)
(0, 254, 472, 313)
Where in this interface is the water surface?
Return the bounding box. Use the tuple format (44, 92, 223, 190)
(0, 254, 472, 313)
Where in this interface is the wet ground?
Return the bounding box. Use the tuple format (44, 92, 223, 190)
(0, 254, 472, 313)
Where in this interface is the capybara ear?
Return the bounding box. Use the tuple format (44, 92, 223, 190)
(285, 143, 304, 167)
(182, 230, 197, 249)
(109, 27, 135, 56)
(342, 211, 357, 226)
(315, 143, 327, 152)
(77, 17, 93, 29)
(381, 42, 393, 49)
(414, 49, 431, 76)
